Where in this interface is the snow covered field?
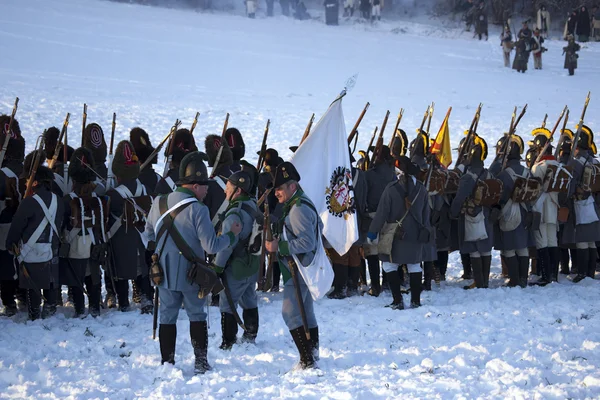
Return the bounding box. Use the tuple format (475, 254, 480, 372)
(1, 0, 600, 398)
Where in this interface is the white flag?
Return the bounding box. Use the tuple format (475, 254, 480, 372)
(291, 96, 359, 255)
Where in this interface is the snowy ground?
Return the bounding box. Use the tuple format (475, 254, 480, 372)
(2, 0, 600, 398)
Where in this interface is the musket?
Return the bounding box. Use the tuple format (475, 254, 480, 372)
(12, 244, 46, 302)
(501, 104, 528, 170)
(258, 196, 272, 291)
(140, 119, 181, 173)
(299, 113, 315, 146)
(418, 105, 430, 134)
(569, 91, 592, 163)
(347, 102, 370, 145)
(209, 113, 230, 179)
(425, 102, 435, 135)
(388, 108, 405, 148)
(81, 104, 87, 147)
(454, 103, 483, 168)
(364, 126, 378, 168)
(0, 97, 20, 166)
(152, 287, 159, 340)
(158, 119, 182, 177)
(541, 113, 548, 129)
(535, 105, 567, 164)
(106, 113, 117, 190)
(554, 109, 570, 159)
(256, 119, 271, 171)
(24, 136, 45, 198)
(289, 258, 310, 340)
(425, 107, 451, 191)
(63, 113, 69, 191)
(370, 110, 390, 167)
(48, 113, 71, 170)
(189, 112, 200, 136)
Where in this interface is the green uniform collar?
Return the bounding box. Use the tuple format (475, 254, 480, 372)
(282, 189, 304, 215)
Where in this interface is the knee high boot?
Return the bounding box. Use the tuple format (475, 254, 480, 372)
(289, 326, 315, 369)
(85, 276, 101, 317)
(0, 280, 18, 315)
(327, 263, 347, 299)
(461, 253, 472, 279)
(71, 286, 86, 317)
(104, 272, 116, 308)
(573, 249, 589, 282)
(347, 267, 360, 296)
(534, 248, 550, 285)
(309, 326, 319, 361)
(384, 269, 404, 310)
(506, 256, 520, 287)
(560, 248, 571, 274)
(587, 248, 597, 278)
(409, 272, 422, 307)
(481, 255, 491, 288)
(359, 257, 367, 287)
(42, 286, 57, 318)
(549, 247, 560, 282)
(518, 256, 530, 288)
(242, 308, 259, 343)
(159, 324, 177, 364)
(464, 257, 484, 289)
(366, 255, 381, 296)
(271, 261, 281, 291)
(435, 251, 448, 281)
(114, 279, 130, 311)
(27, 289, 42, 321)
(190, 321, 211, 374)
(501, 255, 508, 278)
(570, 248, 579, 275)
(422, 262, 433, 291)
(220, 312, 238, 350)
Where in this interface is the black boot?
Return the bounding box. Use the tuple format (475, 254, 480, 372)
(532, 248, 550, 286)
(505, 256, 520, 287)
(435, 251, 448, 281)
(41, 287, 57, 318)
(66, 286, 74, 306)
(381, 270, 389, 291)
(587, 248, 597, 278)
(289, 326, 315, 369)
(159, 324, 177, 364)
(573, 249, 589, 282)
(220, 312, 238, 350)
(309, 326, 319, 361)
(460, 253, 472, 279)
(409, 272, 422, 308)
(27, 289, 42, 321)
(384, 269, 404, 310)
(241, 308, 259, 344)
(359, 258, 367, 288)
(136, 275, 154, 314)
(71, 286, 86, 317)
(559, 248, 570, 274)
(570, 248, 579, 275)
(270, 261, 281, 292)
(549, 247, 560, 282)
(422, 262, 433, 291)
(115, 279, 130, 312)
(104, 273, 116, 309)
(85, 276, 101, 317)
(518, 256, 529, 288)
(465, 257, 484, 289)
(366, 256, 380, 296)
(190, 321, 211, 374)
(346, 267, 360, 297)
(481, 255, 491, 288)
(56, 287, 64, 307)
(0, 280, 18, 316)
(327, 263, 347, 299)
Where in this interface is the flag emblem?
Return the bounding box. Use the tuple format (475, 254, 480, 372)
(325, 166, 356, 220)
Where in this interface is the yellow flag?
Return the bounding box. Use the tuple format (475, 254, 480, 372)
(430, 108, 452, 168)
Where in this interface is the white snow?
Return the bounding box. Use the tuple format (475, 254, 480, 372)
(1, 0, 600, 398)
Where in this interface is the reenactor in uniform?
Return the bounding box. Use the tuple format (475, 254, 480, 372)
(60, 148, 104, 317)
(224, 128, 245, 173)
(500, 26, 514, 68)
(0, 115, 25, 316)
(106, 141, 152, 312)
(155, 129, 197, 195)
(565, 126, 600, 282)
(363, 144, 396, 296)
(265, 162, 320, 369)
(131, 127, 160, 196)
(497, 135, 531, 287)
(563, 35, 581, 76)
(450, 136, 494, 289)
(213, 171, 260, 349)
(7, 166, 64, 320)
(557, 131, 575, 275)
(204, 134, 233, 220)
(145, 151, 241, 374)
(82, 123, 109, 194)
(43, 126, 75, 197)
(367, 155, 428, 309)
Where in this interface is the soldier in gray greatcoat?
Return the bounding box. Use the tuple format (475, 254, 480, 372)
(213, 171, 260, 350)
(564, 127, 600, 282)
(496, 135, 532, 287)
(368, 155, 428, 309)
(145, 151, 241, 374)
(450, 136, 494, 290)
(265, 162, 320, 369)
(363, 145, 396, 296)
(7, 166, 64, 320)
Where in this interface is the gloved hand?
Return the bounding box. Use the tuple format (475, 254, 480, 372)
(367, 232, 378, 245)
(210, 264, 224, 276)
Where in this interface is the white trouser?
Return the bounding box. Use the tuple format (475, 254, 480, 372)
(382, 261, 422, 274)
(371, 5, 380, 17)
(501, 248, 529, 257)
(576, 242, 597, 250)
(534, 223, 558, 249)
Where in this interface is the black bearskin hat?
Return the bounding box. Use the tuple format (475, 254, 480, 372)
(224, 127, 245, 161)
(21, 149, 46, 180)
(43, 126, 61, 160)
(368, 144, 394, 165)
(69, 147, 97, 184)
(130, 127, 156, 164)
(259, 148, 280, 168)
(169, 128, 197, 166)
(112, 140, 140, 181)
(82, 123, 107, 165)
(0, 115, 25, 163)
(391, 129, 409, 158)
(273, 161, 301, 188)
(205, 134, 233, 169)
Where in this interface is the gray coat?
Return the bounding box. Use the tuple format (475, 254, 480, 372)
(497, 159, 530, 250)
(450, 166, 494, 254)
(214, 196, 258, 269)
(353, 167, 368, 245)
(562, 152, 600, 244)
(364, 163, 396, 213)
(145, 188, 236, 292)
(369, 175, 428, 265)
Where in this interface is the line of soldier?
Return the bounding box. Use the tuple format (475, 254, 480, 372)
(1, 108, 599, 372)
